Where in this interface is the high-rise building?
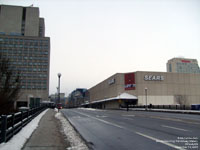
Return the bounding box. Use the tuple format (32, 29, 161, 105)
(0, 5, 50, 108)
(167, 58, 200, 74)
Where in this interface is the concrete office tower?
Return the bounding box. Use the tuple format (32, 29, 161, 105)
(0, 5, 50, 108)
(167, 58, 200, 74)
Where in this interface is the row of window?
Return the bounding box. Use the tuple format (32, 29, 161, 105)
(9, 67, 48, 72)
(0, 49, 48, 53)
(0, 41, 48, 46)
(0, 44, 49, 50)
(0, 48, 48, 53)
(0, 38, 49, 44)
(177, 62, 199, 67)
(21, 85, 47, 90)
(19, 73, 47, 78)
(21, 79, 47, 84)
(1, 54, 49, 61)
(8, 61, 48, 66)
(177, 63, 200, 73)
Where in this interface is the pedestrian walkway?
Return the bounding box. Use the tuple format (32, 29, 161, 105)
(22, 109, 70, 150)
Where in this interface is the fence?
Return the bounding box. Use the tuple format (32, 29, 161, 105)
(129, 105, 192, 110)
(0, 106, 46, 143)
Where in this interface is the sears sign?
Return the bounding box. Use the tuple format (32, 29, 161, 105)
(124, 73, 136, 90)
(144, 75, 164, 81)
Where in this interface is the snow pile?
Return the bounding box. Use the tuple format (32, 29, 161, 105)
(55, 112, 89, 150)
(0, 109, 48, 150)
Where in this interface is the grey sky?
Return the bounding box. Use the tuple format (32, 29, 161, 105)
(1, 0, 200, 95)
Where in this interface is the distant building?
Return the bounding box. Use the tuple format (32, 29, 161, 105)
(49, 93, 67, 106)
(67, 88, 89, 108)
(0, 5, 50, 108)
(167, 58, 200, 74)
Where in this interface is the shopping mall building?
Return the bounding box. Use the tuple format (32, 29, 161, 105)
(88, 70, 200, 109)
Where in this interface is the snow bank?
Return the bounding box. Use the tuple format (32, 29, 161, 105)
(55, 112, 89, 150)
(0, 109, 48, 150)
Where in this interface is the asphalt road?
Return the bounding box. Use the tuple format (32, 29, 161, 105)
(62, 108, 200, 150)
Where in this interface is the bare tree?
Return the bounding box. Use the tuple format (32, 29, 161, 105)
(0, 53, 21, 115)
(175, 95, 188, 105)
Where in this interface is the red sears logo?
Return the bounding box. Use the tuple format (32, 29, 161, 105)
(124, 73, 136, 90)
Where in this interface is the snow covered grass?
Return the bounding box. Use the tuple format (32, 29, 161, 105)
(55, 111, 89, 150)
(0, 109, 48, 150)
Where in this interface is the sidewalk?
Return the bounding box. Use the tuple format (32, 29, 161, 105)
(22, 109, 70, 150)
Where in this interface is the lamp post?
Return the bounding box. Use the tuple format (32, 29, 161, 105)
(145, 87, 148, 110)
(57, 73, 61, 104)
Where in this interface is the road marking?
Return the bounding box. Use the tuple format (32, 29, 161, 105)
(70, 110, 186, 150)
(122, 115, 135, 117)
(150, 116, 200, 125)
(161, 125, 189, 132)
(135, 132, 186, 150)
(150, 116, 182, 122)
(74, 111, 124, 129)
(96, 115, 108, 118)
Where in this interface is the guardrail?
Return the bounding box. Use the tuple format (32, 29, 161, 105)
(0, 106, 46, 144)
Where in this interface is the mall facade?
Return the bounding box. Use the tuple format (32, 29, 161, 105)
(88, 71, 200, 109)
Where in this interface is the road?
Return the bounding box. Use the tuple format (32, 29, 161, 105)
(62, 108, 200, 150)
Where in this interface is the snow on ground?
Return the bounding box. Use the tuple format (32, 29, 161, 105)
(0, 109, 48, 150)
(55, 111, 89, 150)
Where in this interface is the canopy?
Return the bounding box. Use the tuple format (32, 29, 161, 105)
(91, 93, 137, 104)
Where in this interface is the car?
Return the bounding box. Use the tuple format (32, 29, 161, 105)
(57, 104, 62, 109)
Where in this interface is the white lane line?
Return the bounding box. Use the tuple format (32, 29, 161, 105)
(150, 116, 182, 122)
(71, 110, 185, 150)
(74, 111, 124, 129)
(96, 115, 108, 118)
(161, 125, 189, 132)
(135, 132, 186, 150)
(122, 115, 135, 117)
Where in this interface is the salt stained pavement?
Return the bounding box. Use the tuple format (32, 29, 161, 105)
(55, 109, 89, 150)
(0, 108, 89, 150)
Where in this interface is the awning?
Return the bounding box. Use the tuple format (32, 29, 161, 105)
(90, 93, 137, 104)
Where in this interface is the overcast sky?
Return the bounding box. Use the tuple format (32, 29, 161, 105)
(1, 0, 200, 95)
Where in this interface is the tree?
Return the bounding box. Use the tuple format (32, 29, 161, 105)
(175, 95, 188, 105)
(0, 53, 21, 115)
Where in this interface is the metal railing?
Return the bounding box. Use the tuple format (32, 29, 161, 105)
(0, 106, 46, 143)
(129, 105, 191, 110)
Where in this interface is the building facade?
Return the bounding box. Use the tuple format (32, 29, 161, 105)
(49, 93, 67, 106)
(167, 58, 200, 74)
(0, 5, 50, 108)
(67, 88, 89, 108)
(88, 71, 200, 109)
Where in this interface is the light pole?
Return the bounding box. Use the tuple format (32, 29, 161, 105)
(57, 73, 61, 104)
(145, 87, 148, 110)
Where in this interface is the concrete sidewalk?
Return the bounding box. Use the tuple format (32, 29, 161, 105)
(22, 109, 70, 150)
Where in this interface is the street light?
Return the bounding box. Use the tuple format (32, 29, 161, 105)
(145, 87, 148, 110)
(57, 73, 61, 104)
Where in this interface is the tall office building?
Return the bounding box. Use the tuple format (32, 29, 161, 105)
(167, 58, 200, 74)
(0, 5, 50, 108)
